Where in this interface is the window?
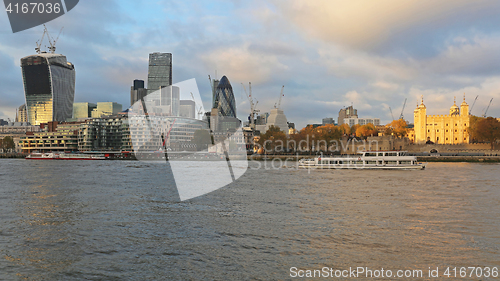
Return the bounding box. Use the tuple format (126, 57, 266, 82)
(365, 152, 376, 157)
(455, 130, 457, 132)
(437, 129, 439, 132)
(446, 138, 449, 140)
(428, 129, 430, 132)
(366, 161, 376, 164)
(386, 161, 397, 165)
(377, 152, 384, 156)
(446, 130, 448, 132)
(455, 138, 457, 141)
(446, 124, 449, 126)
(387, 152, 397, 156)
(455, 124, 457, 126)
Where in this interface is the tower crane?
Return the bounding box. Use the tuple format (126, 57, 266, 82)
(482, 98, 493, 117)
(47, 26, 63, 53)
(241, 82, 259, 129)
(274, 85, 284, 109)
(190, 92, 204, 120)
(399, 98, 407, 120)
(389, 107, 395, 121)
(469, 95, 478, 113)
(35, 27, 47, 54)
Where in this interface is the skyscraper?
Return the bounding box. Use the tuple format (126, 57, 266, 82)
(213, 76, 236, 118)
(21, 53, 75, 125)
(147, 52, 172, 93)
(130, 79, 147, 106)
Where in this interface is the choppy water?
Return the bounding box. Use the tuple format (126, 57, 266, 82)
(0, 159, 499, 280)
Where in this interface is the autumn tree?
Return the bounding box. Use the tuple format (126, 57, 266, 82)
(355, 123, 378, 139)
(258, 125, 288, 154)
(385, 119, 408, 138)
(469, 117, 500, 149)
(338, 123, 351, 136)
(316, 124, 342, 150)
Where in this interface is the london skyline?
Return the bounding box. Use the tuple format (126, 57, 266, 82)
(1, 0, 500, 128)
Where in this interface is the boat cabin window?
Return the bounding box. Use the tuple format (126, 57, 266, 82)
(386, 152, 397, 156)
(386, 161, 397, 165)
(330, 160, 338, 164)
(377, 152, 384, 156)
(400, 161, 411, 164)
(365, 152, 376, 157)
(366, 160, 376, 164)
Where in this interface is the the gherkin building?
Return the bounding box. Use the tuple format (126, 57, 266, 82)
(213, 76, 236, 118)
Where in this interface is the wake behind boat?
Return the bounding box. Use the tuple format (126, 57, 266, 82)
(26, 152, 107, 160)
(298, 151, 426, 170)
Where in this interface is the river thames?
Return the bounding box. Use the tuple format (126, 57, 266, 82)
(0, 159, 499, 280)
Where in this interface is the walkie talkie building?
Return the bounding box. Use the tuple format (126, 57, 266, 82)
(213, 75, 236, 118)
(21, 53, 75, 125)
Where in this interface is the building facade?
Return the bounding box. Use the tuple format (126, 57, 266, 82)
(130, 79, 148, 106)
(413, 96, 470, 144)
(147, 52, 172, 93)
(21, 53, 75, 125)
(344, 117, 381, 127)
(91, 102, 123, 118)
(338, 105, 358, 125)
(16, 104, 28, 123)
(73, 102, 97, 119)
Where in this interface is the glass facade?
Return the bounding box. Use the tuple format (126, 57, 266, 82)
(147, 52, 172, 92)
(73, 102, 97, 119)
(214, 76, 236, 118)
(21, 54, 75, 125)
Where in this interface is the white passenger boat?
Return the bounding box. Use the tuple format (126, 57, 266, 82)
(26, 152, 106, 160)
(298, 151, 426, 170)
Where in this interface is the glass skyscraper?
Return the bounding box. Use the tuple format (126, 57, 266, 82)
(213, 76, 236, 118)
(147, 52, 172, 92)
(21, 53, 75, 125)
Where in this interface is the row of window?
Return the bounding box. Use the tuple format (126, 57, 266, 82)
(320, 160, 413, 165)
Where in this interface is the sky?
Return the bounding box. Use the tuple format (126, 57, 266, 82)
(1, 0, 500, 129)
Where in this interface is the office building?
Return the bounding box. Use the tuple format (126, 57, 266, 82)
(21, 53, 75, 125)
(338, 105, 358, 126)
(16, 104, 28, 123)
(91, 102, 123, 118)
(213, 75, 236, 118)
(322, 117, 334, 125)
(147, 52, 172, 93)
(130, 79, 148, 106)
(73, 102, 97, 119)
(180, 100, 196, 119)
(344, 118, 381, 127)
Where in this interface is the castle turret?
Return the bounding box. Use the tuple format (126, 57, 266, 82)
(414, 96, 427, 143)
(460, 94, 469, 116)
(450, 97, 459, 116)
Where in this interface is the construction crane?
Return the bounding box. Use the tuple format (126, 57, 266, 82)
(469, 95, 479, 113)
(35, 27, 47, 54)
(389, 107, 395, 121)
(399, 98, 407, 120)
(46, 26, 63, 53)
(241, 82, 259, 129)
(482, 98, 493, 117)
(190, 92, 204, 120)
(274, 85, 284, 109)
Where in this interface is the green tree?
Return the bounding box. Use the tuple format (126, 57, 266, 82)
(1, 136, 15, 151)
(470, 117, 500, 149)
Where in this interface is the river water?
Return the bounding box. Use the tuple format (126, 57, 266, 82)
(0, 159, 499, 280)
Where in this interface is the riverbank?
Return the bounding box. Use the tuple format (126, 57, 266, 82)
(0, 153, 27, 159)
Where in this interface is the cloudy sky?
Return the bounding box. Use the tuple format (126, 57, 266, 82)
(1, 0, 500, 128)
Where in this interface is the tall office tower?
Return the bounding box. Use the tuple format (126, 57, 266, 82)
(213, 76, 236, 118)
(16, 104, 28, 123)
(211, 78, 219, 109)
(130, 79, 147, 106)
(21, 53, 75, 125)
(147, 52, 172, 93)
